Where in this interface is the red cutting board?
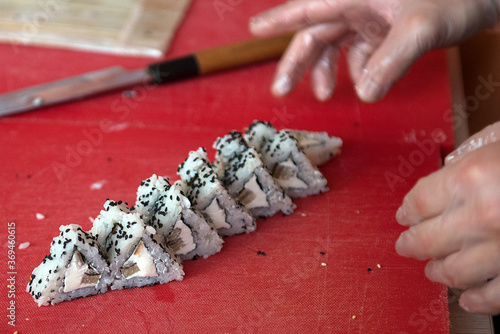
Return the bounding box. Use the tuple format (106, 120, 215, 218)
(0, 1, 454, 333)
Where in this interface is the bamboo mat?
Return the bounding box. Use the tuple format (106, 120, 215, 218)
(0, 0, 192, 57)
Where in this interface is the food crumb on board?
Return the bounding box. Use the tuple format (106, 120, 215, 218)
(90, 180, 107, 190)
(320, 251, 325, 255)
(352, 315, 356, 320)
(19, 242, 30, 250)
(377, 264, 381, 269)
(257, 251, 266, 256)
(301, 213, 307, 217)
(321, 262, 327, 267)
(356, 210, 360, 214)
(36, 213, 45, 220)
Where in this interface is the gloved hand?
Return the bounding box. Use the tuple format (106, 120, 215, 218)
(396, 121, 500, 315)
(250, 0, 500, 102)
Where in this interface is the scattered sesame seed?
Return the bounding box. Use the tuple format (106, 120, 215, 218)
(352, 315, 356, 320)
(320, 251, 325, 255)
(321, 262, 327, 267)
(377, 264, 381, 269)
(367, 268, 372, 272)
(36, 213, 45, 220)
(301, 213, 307, 217)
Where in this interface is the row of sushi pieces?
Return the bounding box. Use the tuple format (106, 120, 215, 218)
(27, 121, 342, 306)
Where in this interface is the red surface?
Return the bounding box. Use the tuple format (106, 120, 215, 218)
(0, 1, 454, 333)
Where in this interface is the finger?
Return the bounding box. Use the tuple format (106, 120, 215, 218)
(395, 207, 467, 260)
(396, 169, 456, 227)
(347, 38, 379, 84)
(249, 0, 348, 37)
(460, 276, 500, 315)
(310, 45, 340, 101)
(355, 13, 438, 102)
(445, 121, 500, 165)
(271, 22, 348, 97)
(425, 241, 500, 289)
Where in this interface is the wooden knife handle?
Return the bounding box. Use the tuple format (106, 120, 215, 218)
(147, 33, 294, 84)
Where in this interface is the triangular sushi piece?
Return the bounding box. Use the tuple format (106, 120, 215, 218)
(27, 224, 110, 306)
(177, 147, 256, 237)
(150, 182, 224, 261)
(90, 201, 184, 290)
(135, 174, 171, 223)
(283, 128, 343, 166)
(244, 121, 329, 198)
(213, 131, 295, 218)
(90, 199, 134, 246)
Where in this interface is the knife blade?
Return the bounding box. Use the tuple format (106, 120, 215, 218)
(0, 33, 294, 117)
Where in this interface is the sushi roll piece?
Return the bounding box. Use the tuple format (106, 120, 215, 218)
(90, 201, 184, 290)
(134, 175, 223, 261)
(150, 182, 224, 261)
(244, 121, 328, 198)
(177, 148, 256, 237)
(27, 224, 110, 306)
(213, 131, 295, 218)
(135, 174, 171, 223)
(284, 129, 343, 166)
(90, 199, 135, 246)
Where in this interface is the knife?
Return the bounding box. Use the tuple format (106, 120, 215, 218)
(0, 33, 294, 117)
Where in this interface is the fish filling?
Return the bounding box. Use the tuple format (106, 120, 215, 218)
(121, 240, 158, 279)
(63, 251, 101, 292)
(272, 158, 308, 189)
(166, 217, 196, 255)
(239, 174, 269, 209)
(204, 198, 230, 229)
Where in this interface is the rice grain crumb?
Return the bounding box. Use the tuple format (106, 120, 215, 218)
(19, 242, 30, 249)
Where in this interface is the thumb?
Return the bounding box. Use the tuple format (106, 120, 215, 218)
(445, 121, 500, 165)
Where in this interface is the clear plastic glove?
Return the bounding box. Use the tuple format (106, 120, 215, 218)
(396, 122, 500, 315)
(250, 0, 500, 102)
